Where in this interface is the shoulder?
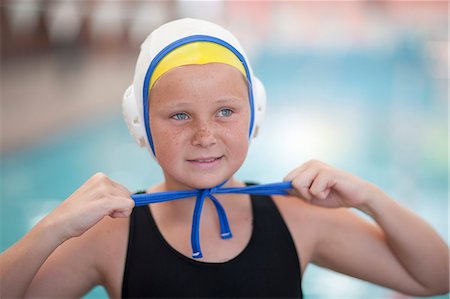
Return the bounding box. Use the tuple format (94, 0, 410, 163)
(272, 194, 351, 232)
(57, 214, 130, 295)
(87, 214, 130, 255)
(86, 215, 130, 291)
(270, 194, 346, 272)
(270, 195, 321, 273)
(272, 195, 374, 268)
(271, 194, 332, 236)
(61, 214, 130, 273)
(78, 213, 131, 297)
(28, 214, 130, 297)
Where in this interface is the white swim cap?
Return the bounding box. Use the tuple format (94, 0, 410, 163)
(122, 18, 266, 159)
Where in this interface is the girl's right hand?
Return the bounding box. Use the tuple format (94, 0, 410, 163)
(42, 172, 135, 243)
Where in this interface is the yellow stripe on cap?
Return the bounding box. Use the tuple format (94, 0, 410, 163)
(149, 41, 247, 90)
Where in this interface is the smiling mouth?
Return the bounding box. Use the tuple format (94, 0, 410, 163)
(187, 156, 224, 163)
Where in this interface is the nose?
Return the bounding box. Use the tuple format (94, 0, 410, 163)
(191, 121, 217, 148)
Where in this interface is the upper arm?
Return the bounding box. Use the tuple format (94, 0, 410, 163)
(25, 220, 106, 298)
(311, 208, 430, 296)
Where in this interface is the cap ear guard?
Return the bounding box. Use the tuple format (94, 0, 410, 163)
(251, 76, 266, 138)
(122, 85, 149, 150)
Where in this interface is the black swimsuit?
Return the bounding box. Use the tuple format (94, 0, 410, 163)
(122, 189, 303, 298)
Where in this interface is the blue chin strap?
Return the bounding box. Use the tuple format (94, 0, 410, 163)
(131, 181, 293, 259)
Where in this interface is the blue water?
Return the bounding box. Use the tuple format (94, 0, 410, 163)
(1, 41, 447, 298)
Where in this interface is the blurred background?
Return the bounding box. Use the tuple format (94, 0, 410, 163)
(0, 1, 448, 298)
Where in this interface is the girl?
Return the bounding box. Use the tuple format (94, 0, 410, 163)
(1, 18, 448, 298)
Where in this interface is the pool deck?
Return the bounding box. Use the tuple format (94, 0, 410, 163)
(1, 50, 136, 153)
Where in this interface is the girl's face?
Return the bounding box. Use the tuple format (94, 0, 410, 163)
(149, 63, 250, 190)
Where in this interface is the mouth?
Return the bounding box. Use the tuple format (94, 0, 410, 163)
(187, 155, 224, 170)
(187, 156, 224, 163)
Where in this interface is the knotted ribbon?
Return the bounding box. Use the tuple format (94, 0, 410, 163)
(131, 181, 293, 258)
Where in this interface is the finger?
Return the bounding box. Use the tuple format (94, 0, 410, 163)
(291, 162, 322, 190)
(91, 176, 131, 198)
(284, 161, 310, 182)
(96, 175, 128, 195)
(309, 170, 335, 200)
(290, 166, 321, 201)
(90, 172, 111, 186)
(109, 209, 133, 218)
(102, 196, 135, 214)
(106, 176, 130, 192)
(284, 167, 301, 182)
(84, 173, 115, 197)
(111, 182, 132, 197)
(284, 159, 323, 182)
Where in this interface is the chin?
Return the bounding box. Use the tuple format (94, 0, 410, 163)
(163, 160, 242, 190)
(184, 175, 228, 190)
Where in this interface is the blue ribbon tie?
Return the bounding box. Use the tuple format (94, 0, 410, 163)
(131, 181, 292, 259)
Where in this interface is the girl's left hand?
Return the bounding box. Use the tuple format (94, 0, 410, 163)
(284, 159, 381, 209)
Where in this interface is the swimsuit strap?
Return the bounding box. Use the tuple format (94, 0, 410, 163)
(131, 181, 293, 258)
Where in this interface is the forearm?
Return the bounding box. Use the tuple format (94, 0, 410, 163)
(360, 188, 449, 293)
(0, 218, 65, 298)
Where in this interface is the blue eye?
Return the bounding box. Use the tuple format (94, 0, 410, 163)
(217, 108, 233, 117)
(170, 113, 189, 120)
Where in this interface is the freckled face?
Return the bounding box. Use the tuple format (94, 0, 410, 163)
(149, 63, 250, 190)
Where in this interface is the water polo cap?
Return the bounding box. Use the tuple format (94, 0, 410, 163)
(122, 18, 266, 159)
